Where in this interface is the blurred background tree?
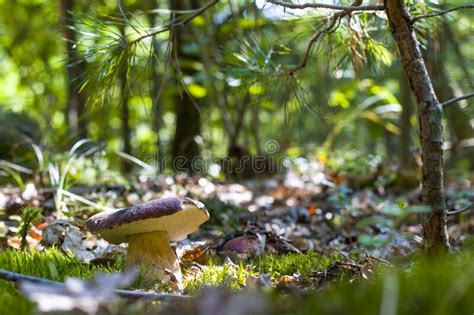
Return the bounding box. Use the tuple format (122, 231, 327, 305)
(0, 0, 472, 177)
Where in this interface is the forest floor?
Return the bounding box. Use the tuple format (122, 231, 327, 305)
(0, 158, 473, 314)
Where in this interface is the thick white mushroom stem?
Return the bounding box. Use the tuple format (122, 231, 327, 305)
(125, 230, 182, 290)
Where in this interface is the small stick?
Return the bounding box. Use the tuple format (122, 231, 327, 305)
(0, 269, 192, 302)
(412, 4, 474, 23)
(447, 203, 473, 216)
(441, 93, 474, 109)
(267, 0, 384, 12)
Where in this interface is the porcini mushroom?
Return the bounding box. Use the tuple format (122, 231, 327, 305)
(85, 197, 209, 290)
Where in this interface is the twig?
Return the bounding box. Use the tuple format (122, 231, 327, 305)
(0, 269, 61, 286)
(129, 0, 219, 45)
(0, 269, 191, 302)
(287, 16, 340, 75)
(447, 203, 474, 216)
(285, 0, 366, 75)
(441, 92, 474, 109)
(336, 261, 364, 270)
(364, 252, 391, 266)
(267, 0, 384, 12)
(412, 4, 474, 23)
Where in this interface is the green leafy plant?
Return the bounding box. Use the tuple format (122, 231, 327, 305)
(17, 206, 43, 251)
(0, 160, 28, 190)
(323, 82, 401, 151)
(326, 150, 382, 177)
(47, 139, 114, 217)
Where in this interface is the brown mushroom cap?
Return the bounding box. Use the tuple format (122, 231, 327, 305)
(86, 197, 209, 244)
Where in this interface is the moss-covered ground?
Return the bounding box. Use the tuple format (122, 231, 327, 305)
(0, 249, 121, 315)
(1, 248, 474, 314)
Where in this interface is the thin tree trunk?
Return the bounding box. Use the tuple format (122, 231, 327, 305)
(399, 68, 415, 165)
(384, 0, 449, 255)
(424, 26, 474, 169)
(150, 40, 165, 172)
(383, 127, 397, 159)
(251, 106, 262, 155)
(170, 0, 202, 172)
(145, 0, 165, 172)
(394, 67, 419, 191)
(59, 0, 88, 140)
(443, 21, 473, 91)
(228, 93, 251, 155)
(198, 7, 234, 142)
(249, 2, 262, 156)
(119, 25, 132, 173)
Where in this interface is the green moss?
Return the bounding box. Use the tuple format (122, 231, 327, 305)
(0, 248, 122, 280)
(185, 260, 255, 293)
(275, 252, 474, 315)
(4, 249, 474, 315)
(0, 248, 121, 315)
(183, 251, 341, 294)
(254, 251, 338, 278)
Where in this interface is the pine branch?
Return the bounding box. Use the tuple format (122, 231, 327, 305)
(266, 0, 384, 12)
(281, 0, 371, 75)
(441, 92, 474, 109)
(447, 203, 474, 216)
(412, 4, 474, 23)
(286, 16, 341, 75)
(129, 0, 219, 46)
(0, 269, 191, 302)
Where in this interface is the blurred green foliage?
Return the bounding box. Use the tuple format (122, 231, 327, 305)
(0, 0, 471, 180)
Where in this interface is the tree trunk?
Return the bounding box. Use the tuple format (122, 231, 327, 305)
(384, 0, 449, 255)
(145, 0, 165, 172)
(58, 0, 88, 140)
(443, 20, 473, 91)
(119, 25, 132, 173)
(399, 68, 415, 165)
(170, 0, 202, 173)
(394, 68, 419, 191)
(150, 43, 165, 172)
(424, 25, 474, 169)
(251, 106, 262, 155)
(196, 3, 235, 149)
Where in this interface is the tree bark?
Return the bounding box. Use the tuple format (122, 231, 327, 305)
(58, 0, 88, 140)
(170, 0, 202, 173)
(384, 0, 449, 255)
